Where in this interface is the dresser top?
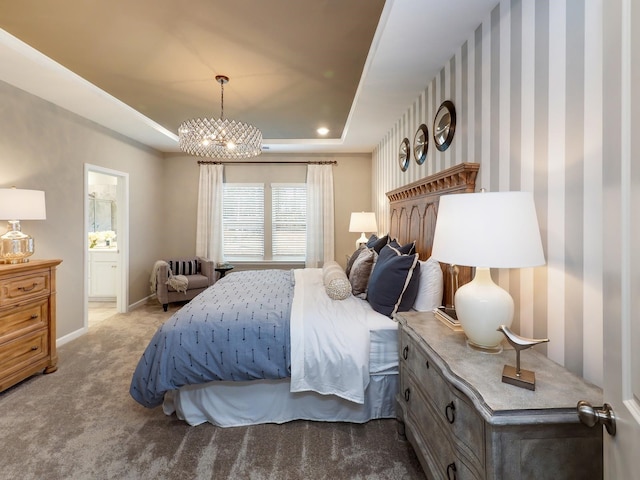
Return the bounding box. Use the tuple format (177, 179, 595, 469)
(0, 259, 62, 275)
(397, 311, 603, 425)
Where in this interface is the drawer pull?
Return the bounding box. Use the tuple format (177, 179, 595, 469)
(404, 388, 411, 402)
(18, 282, 39, 292)
(31, 346, 39, 351)
(31, 314, 39, 319)
(446, 462, 457, 480)
(402, 345, 409, 360)
(445, 401, 456, 424)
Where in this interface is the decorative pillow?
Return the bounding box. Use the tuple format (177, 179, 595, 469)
(167, 259, 198, 276)
(389, 239, 416, 255)
(367, 245, 420, 317)
(413, 256, 444, 312)
(367, 234, 389, 254)
(322, 261, 352, 300)
(349, 248, 377, 298)
(345, 246, 365, 278)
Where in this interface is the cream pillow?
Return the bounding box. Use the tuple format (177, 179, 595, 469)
(322, 261, 352, 300)
(413, 256, 444, 311)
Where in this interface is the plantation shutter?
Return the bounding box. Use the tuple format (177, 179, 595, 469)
(223, 183, 264, 258)
(272, 183, 306, 259)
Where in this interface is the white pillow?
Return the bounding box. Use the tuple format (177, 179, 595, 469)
(322, 261, 352, 300)
(413, 257, 444, 311)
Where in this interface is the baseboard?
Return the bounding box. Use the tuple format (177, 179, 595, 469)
(57, 326, 88, 347)
(129, 294, 154, 311)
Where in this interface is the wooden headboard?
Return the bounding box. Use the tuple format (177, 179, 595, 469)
(386, 162, 479, 308)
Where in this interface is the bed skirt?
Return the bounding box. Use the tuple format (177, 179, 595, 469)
(163, 373, 398, 427)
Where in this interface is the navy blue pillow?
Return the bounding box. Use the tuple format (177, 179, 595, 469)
(367, 234, 389, 253)
(367, 246, 420, 317)
(389, 239, 416, 255)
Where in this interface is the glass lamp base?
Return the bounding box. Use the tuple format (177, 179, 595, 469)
(0, 222, 35, 264)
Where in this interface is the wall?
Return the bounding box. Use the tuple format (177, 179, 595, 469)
(162, 152, 373, 270)
(372, 0, 603, 385)
(0, 80, 166, 340)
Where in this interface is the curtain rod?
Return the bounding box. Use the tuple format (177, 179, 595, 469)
(197, 160, 337, 166)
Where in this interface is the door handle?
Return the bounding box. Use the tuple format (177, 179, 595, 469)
(577, 400, 616, 436)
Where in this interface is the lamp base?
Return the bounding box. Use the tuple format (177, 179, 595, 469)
(355, 232, 368, 249)
(0, 221, 34, 264)
(455, 267, 514, 352)
(501, 364, 536, 390)
(466, 340, 503, 354)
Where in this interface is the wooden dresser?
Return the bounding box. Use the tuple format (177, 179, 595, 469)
(396, 311, 603, 480)
(0, 259, 62, 392)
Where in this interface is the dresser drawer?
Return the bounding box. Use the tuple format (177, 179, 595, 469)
(0, 299, 48, 341)
(401, 330, 485, 472)
(0, 270, 51, 307)
(404, 371, 482, 480)
(0, 328, 48, 378)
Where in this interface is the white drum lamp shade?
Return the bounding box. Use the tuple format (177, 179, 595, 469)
(431, 191, 545, 351)
(349, 212, 377, 249)
(0, 188, 47, 264)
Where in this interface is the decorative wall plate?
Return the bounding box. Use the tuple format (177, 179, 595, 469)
(398, 137, 410, 171)
(413, 124, 429, 165)
(433, 101, 456, 152)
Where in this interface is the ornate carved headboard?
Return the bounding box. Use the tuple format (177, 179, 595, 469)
(386, 163, 479, 308)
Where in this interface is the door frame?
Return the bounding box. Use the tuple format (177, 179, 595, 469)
(602, 0, 640, 476)
(84, 164, 129, 327)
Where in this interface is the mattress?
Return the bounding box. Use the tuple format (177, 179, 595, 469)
(366, 308, 400, 375)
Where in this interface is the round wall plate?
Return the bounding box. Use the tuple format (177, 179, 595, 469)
(413, 124, 429, 165)
(433, 100, 457, 152)
(398, 137, 410, 171)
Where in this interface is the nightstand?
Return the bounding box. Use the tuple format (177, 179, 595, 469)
(214, 264, 234, 278)
(396, 310, 603, 479)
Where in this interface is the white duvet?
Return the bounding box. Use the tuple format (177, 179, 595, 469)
(290, 268, 373, 404)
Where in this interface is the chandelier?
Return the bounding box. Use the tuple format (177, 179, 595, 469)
(178, 75, 262, 159)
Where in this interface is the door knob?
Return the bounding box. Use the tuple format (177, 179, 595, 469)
(577, 400, 616, 436)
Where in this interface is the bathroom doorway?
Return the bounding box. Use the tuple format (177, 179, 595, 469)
(84, 165, 129, 328)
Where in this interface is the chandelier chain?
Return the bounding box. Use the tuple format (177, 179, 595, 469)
(220, 79, 224, 119)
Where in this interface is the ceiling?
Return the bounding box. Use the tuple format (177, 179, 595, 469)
(0, 0, 498, 154)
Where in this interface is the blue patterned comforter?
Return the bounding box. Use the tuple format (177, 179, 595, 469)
(130, 269, 294, 408)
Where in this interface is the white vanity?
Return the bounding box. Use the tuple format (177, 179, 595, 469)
(88, 248, 118, 300)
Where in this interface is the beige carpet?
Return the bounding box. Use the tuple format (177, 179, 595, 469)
(0, 300, 424, 480)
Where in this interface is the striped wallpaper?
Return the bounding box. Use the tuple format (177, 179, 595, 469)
(372, 0, 603, 385)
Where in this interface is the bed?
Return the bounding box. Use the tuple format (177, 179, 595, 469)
(130, 163, 479, 427)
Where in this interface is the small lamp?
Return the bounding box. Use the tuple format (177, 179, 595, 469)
(431, 191, 545, 353)
(349, 212, 377, 249)
(0, 187, 47, 264)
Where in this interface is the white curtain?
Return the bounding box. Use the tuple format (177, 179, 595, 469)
(306, 164, 335, 267)
(196, 164, 224, 263)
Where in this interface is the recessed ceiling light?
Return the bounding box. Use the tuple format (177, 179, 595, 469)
(317, 127, 329, 136)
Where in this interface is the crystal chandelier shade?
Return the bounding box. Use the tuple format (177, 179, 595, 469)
(178, 75, 262, 159)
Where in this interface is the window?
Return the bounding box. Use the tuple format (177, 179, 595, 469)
(223, 183, 264, 258)
(272, 183, 306, 259)
(223, 183, 306, 261)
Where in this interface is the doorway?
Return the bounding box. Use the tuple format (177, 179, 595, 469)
(84, 165, 129, 328)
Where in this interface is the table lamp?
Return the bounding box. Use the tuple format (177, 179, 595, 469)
(0, 187, 47, 264)
(431, 191, 545, 352)
(349, 212, 377, 249)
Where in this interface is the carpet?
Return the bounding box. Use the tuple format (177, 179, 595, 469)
(0, 300, 424, 479)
